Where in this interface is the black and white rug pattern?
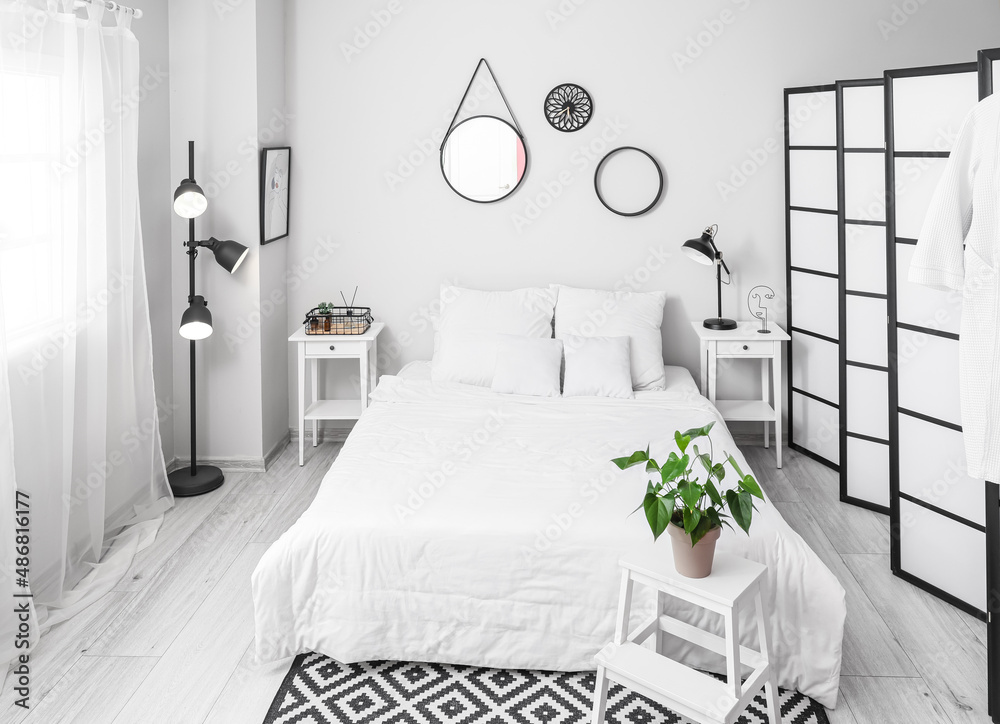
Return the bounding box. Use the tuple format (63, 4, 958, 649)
(263, 653, 830, 724)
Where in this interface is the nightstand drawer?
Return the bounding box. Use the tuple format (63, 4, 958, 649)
(305, 340, 364, 356)
(721, 340, 774, 356)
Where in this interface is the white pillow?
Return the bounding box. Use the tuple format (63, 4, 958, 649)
(563, 335, 634, 398)
(432, 286, 557, 387)
(491, 336, 563, 397)
(553, 285, 667, 391)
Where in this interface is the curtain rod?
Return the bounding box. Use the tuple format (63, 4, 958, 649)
(73, 0, 143, 19)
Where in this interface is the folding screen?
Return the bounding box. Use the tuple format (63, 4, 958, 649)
(885, 62, 985, 615)
(837, 79, 890, 513)
(784, 85, 841, 469)
(979, 47, 1000, 97)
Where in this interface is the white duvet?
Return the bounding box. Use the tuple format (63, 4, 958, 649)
(252, 365, 845, 707)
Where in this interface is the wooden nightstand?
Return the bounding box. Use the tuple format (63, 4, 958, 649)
(691, 321, 790, 468)
(289, 323, 384, 466)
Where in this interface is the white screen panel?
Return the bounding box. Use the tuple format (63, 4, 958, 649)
(792, 392, 840, 465)
(845, 225, 887, 295)
(792, 333, 839, 404)
(787, 90, 837, 146)
(846, 437, 890, 507)
(791, 271, 838, 340)
(790, 210, 838, 274)
(843, 154, 886, 222)
(842, 85, 885, 148)
(847, 367, 889, 440)
(892, 72, 979, 152)
(789, 150, 838, 210)
(893, 157, 949, 239)
(899, 414, 985, 525)
(899, 499, 986, 611)
(895, 243, 962, 333)
(846, 296, 888, 367)
(896, 328, 961, 425)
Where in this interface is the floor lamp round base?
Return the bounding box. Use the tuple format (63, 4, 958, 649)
(168, 465, 225, 497)
(703, 317, 738, 331)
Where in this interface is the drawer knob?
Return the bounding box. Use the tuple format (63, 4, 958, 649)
(329, 345, 336, 351)
(743, 344, 749, 351)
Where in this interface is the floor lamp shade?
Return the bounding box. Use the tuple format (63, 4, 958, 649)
(179, 295, 212, 340)
(173, 179, 207, 218)
(208, 237, 249, 274)
(683, 225, 737, 331)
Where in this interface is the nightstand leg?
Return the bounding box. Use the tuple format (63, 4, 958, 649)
(774, 343, 783, 468)
(360, 345, 370, 412)
(755, 587, 782, 723)
(590, 665, 609, 724)
(655, 590, 667, 655)
(707, 342, 718, 403)
(311, 358, 318, 447)
(700, 341, 708, 396)
(762, 358, 770, 449)
(298, 345, 305, 466)
(724, 608, 742, 700)
(370, 337, 378, 393)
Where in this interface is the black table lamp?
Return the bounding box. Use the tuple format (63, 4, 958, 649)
(682, 224, 737, 331)
(169, 141, 249, 497)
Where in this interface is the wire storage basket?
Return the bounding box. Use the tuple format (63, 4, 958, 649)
(303, 306, 373, 335)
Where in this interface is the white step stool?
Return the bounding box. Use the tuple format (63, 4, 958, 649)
(591, 550, 781, 724)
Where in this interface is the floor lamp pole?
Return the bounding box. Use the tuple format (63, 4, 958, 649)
(167, 141, 225, 497)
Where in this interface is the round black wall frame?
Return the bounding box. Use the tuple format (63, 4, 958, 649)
(593, 146, 664, 217)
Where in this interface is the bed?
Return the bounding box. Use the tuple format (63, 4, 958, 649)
(252, 362, 846, 708)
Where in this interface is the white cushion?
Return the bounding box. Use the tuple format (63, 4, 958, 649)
(552, 285, 667, 391)
(491, 336, 563, 397)
(562, 335, 634, 398)
(432, 286, 557, 387)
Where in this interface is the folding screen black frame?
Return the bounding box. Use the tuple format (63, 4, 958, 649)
(978, 46, 1000, 723)
(836, 78, 891, 515)
(884, 62, 986, 621)
(784, 85, 841, 472)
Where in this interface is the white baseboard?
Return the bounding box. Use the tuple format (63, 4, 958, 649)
(265, 431, 291, 468)
(731, 431, 789, 445)
(289, 427, 351, 443)
(168, 456, 266, 474)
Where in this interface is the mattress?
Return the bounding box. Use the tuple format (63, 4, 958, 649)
(252, 366, 845, 707)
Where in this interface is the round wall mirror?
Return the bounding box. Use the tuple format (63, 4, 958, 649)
(440, 115, 527, 203)
(594, 146, 664, 217)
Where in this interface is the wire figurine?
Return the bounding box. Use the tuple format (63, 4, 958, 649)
(748, 285, 775, 334)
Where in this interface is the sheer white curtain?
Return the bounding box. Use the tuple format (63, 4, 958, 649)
(0, 0, 172, 680)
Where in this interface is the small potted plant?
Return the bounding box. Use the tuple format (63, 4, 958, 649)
(612, 422, 764, 578)
(317, 302, 334, 333)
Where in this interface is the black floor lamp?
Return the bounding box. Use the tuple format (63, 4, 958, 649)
(682, 224, 737, 331)
(168, 141, 249, 497)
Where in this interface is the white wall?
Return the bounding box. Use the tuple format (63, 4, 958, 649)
(130, 0, 174, 463)
(168, 0, 265, 463)
(255, 0, 291, 459)
(284, 0, 1000, 434)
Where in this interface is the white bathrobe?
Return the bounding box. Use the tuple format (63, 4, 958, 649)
(909, 92, 1000, 481)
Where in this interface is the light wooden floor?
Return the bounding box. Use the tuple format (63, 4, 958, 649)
(0, 440, 991, 723)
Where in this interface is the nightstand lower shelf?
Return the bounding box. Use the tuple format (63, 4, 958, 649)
(714, 399, 776, 422)
(304, 399, 363, 421)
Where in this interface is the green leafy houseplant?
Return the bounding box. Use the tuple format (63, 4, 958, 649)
(612, 422, 765, 547)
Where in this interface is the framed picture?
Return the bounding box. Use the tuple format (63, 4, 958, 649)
(260, 146, 291, 244)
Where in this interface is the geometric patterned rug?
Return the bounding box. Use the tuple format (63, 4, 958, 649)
(263, 652, 830, 724)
